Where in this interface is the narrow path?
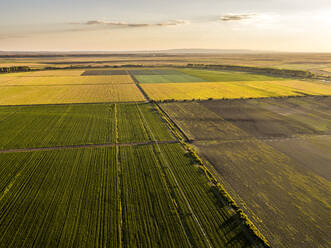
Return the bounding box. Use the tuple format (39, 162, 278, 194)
(0, 140, 179, 154)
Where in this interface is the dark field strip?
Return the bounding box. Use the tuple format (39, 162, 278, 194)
(0, 103, 173, 150)
(81, 70, 128, 76)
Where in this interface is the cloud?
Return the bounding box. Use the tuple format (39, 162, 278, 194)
(70, 20, 190, 28)
(220, 14, 256, 22)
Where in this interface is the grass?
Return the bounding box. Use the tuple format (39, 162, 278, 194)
(0, 84, 145, 105)
(134, 74, 206, 83)
(180, 68, 285, 82)
(0, 75, 134, 86)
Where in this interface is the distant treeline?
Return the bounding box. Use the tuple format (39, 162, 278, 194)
(187, 63, 314, 78)
(0, 66, 31, 73)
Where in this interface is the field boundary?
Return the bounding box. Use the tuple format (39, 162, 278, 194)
(137, 103, 212, 248)
(0, 140, 179, 154)
(154, 103, 271, 247)
(127, 70, 151, 102)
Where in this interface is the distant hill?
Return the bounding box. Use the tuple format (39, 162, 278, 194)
(153, 49, 260, 54)
(0, 49, 271, 57)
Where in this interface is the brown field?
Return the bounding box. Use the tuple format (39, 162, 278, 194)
(160, 96, 331, 248)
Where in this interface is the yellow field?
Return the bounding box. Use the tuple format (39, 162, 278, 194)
(274, 80, 331, 95)
(0, 84, 145, 105)
(141, 81, 331, 101)
(1, 69, 85, 77)
(0, 75, 134, 86)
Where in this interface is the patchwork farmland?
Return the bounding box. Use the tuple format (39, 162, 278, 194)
(160, 96, 331, 248)
(0, 66, 330, 248)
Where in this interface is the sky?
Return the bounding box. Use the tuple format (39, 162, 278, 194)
(1, 0, 331, 52)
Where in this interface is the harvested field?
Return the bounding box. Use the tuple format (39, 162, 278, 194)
(161, 96, 331, 248)
(160, 101, 247, 141)
(0, 84, 145, 105)
(0, 75, 134, 86)
(81, 70, 128, 76)
(200, 96, 331, 138)
(195, 139, 331, 248)
(265, 135, 331, 180)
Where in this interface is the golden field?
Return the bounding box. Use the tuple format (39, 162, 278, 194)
(0, 75, 134, 86)
(0, 84, 145, 105)
(141, 80, 331, 101)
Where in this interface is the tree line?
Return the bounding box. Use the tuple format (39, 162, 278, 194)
(186, 63, 314, 78)
(0, 66, 31, 73)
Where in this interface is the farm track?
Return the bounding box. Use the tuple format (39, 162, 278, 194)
(0, 140, 179, 154)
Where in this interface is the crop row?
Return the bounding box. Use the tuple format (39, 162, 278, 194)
(0, 103, 174, 150)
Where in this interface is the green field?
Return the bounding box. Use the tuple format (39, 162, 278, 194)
(0, 103, 175, 150)
(0, 137, 264, 247)
(134, 74, 206, 83)
(180, 68, 285, 82)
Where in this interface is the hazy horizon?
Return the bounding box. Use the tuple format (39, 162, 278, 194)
(1, 0, 331, 52)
